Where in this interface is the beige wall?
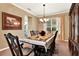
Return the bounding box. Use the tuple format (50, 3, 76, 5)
(0, 3, 38, 49)
(64, 14, 69, 40)
(37, 18, 43, 31)
(29, 17, 38, 31)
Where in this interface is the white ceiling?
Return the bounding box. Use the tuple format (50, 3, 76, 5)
(13, 3, 72, 17)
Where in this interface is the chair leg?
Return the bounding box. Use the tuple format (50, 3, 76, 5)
(20, 43, 24, 48)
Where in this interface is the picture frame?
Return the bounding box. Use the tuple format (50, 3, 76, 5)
(2, 12, 22, 30)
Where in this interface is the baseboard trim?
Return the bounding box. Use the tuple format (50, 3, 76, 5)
(64, 39, 68, 42)
(0, 47, 9, 52)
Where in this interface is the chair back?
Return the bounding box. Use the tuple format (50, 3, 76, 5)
(4, 33, 23, 56)
(30, 31, 34, 36)
(50, 31, 58, 53)
(53, 31, 58, 41)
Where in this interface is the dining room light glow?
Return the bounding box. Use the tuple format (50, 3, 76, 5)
(40, 4, 49, 23)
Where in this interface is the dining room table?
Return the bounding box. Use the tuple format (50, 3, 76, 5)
(20, 32, 55, 53)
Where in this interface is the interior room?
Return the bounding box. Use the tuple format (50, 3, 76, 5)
(0, 3, 79, 56)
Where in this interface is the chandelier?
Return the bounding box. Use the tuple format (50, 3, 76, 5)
(40, 4, 49, 23)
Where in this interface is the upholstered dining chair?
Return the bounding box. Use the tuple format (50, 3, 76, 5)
(4, 33, 33, 56)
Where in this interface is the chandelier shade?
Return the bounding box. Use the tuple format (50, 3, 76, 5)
(40, 4, 49, 23)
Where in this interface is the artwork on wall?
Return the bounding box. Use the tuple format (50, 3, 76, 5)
(2, 12, 22, 30)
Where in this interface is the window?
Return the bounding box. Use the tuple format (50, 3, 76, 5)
(46, 20, 51, 32)
(46, 17, 60, 33)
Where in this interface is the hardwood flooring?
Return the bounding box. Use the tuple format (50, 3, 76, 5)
(53, 40, 71, 56)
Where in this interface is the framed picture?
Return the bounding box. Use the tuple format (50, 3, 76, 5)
(2, 12, 22, 30)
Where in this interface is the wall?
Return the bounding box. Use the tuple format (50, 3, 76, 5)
(28, 17, 38, 31)
(37, 18, 44, 31)
(0, 3, 38, 49)
(64, 14, 69, 40)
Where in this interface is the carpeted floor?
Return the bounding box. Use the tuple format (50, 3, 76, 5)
(0, 40, 71, 56)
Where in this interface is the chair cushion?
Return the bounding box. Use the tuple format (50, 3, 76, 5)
(22, 43, 32, 49)
(22, 48, 33, 56)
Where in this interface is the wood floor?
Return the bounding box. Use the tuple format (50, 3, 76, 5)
(53, 40, 71, 56)
(0, 40, 71, 56)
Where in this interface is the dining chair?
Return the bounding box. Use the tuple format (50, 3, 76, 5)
(30, 31, 36, 36)
(33, 45, 47, 56)
(33, 45, 53, 56)
(46, 31, 58, 55)
(50, 31, 58, 54)
(4, 33, 33, 56)
(6, 33, 24, 48)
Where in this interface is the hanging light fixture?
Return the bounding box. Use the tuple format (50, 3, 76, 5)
(40, 4, 49, 23)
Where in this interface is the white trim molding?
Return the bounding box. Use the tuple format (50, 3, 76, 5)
(11, 3, 36, 17)
(64, 39, 68, 42)
(0, 47, 9, 52)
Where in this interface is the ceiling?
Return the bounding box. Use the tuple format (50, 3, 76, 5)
(13, 3, 72, 17)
